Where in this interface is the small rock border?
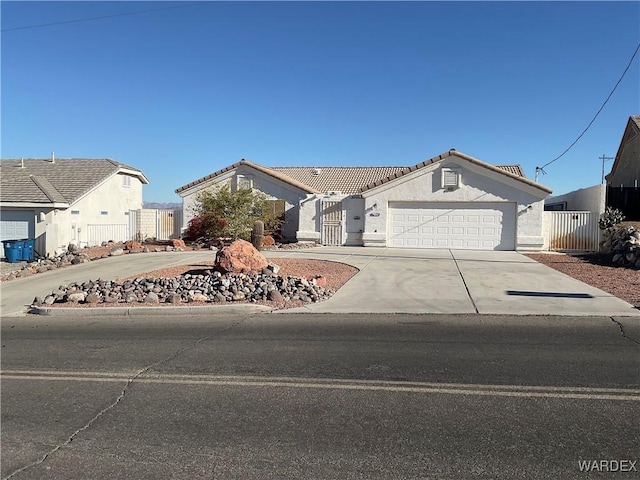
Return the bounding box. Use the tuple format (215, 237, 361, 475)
(1, 242, 187, 282)
(32, 266, 332, 307)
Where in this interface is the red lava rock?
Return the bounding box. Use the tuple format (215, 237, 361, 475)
(263, 235, 275, 246)
(215, 239, 269, 274)
(312, 275, 327, 287)
(124, 240, 142, 250)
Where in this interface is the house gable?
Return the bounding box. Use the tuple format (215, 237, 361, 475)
(359, 150, 551, 196)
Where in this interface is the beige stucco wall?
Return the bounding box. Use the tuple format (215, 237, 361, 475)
(360, 157, 549, 251)
(178, 165, 308, 240)
(545, 184, 605, 215)
(47, 173, 143, 253)
(297, 194, 365, 245)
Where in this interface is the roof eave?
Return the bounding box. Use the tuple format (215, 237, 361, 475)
(0, 201, 70, 208)
(175, 159, 320, 195)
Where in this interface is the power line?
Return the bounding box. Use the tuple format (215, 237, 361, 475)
(1, 2, 204, 32)
(535, 41, 640, 180)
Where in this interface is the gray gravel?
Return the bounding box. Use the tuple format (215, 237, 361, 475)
(32, 269, 333, 306)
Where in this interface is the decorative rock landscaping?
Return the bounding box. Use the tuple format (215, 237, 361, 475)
(0, 240, 189, 282)
(32, 268, 334, 307)
(603, 225, 640, 268)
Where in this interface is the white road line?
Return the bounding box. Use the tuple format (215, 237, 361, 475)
(2, 370, 639, 401)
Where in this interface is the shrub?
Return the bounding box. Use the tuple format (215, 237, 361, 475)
(191, 183, 283, 241)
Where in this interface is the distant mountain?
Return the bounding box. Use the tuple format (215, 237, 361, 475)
(143, 202, 181, 210)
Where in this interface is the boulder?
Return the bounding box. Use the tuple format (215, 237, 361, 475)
(214, 239, 269, 274)
(124, 240, 142, 250)
(109, 247, 125, 256)
(85, 293, 101, 304)
(66, 292, 86, 303)
(267, 290, 284, 302)
(172, 239, 186, 248)
(144, 292, 160, 303)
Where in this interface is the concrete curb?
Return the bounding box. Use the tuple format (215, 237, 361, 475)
(28, 305, 274, 317)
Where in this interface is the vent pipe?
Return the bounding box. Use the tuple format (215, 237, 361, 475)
(20, 157, 24, 168)
(51, 152, 55, 163)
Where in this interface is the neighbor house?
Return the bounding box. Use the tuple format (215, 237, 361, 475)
(0, 157, 148, 258)
(605, 115, 640, 188)
(176, 150, 552, 251)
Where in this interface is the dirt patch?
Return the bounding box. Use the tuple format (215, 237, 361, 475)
(525, 252, 640, 308)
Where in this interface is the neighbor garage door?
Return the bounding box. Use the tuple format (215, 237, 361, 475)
(1, 210, 35, 258)
(388, 202, 516, 250)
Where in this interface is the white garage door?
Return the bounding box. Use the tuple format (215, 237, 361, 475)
(1, 210, 34, 258)
(388, 202, 516, 250)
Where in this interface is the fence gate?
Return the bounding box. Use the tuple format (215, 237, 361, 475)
(156, 209, 182, 240)
(128, 210, 140, 241)
(321, 200, 343, 246)
(546, 211, 600, 251)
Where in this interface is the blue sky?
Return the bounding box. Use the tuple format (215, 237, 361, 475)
(2, 1, 639, 203)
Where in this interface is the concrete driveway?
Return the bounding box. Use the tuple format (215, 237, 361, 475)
(1, 247, 638, 317)
(265, 247, 639, 316)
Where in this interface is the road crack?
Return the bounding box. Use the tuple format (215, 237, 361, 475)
(449, 250, 479, 314)
(610, 317, 640, 345)
(3, 317, 247, 480)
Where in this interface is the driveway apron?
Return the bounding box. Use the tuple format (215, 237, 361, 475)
(270, 247, 639, 317)
(1, 247, 638, 317)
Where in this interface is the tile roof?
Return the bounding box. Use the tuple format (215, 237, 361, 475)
(175, 154, 539, 196)
(270, 166, 409, 195)
(0, 158, 147, 205)
(494, 165, 525, 177)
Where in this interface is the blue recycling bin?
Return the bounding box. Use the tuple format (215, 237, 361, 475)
(21, 239, 35, 261)
(2, 240, 24, 263)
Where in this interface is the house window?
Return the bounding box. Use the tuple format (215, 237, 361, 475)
(71, 210, 80, 215)
(101, 211, 108, 215)
(236, 174, 253, 191)
(441, 168, 461, 190)
(122, 175, 131, 187)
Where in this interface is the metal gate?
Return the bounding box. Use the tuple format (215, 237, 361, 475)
(545, 211, 600, 251)
(321, 200, 343, 246)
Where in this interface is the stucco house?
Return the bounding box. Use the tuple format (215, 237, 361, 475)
(176, 150, 552, 251)
(605, 115, 640, 188)
(0, 157, 148, 258)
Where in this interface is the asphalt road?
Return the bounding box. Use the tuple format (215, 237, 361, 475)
(1, 313, 639, 479)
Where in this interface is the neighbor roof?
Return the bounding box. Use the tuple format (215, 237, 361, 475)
(0, 158, 148, 205)
(176, 156, 533, 196)
(606, 115, 640, 182)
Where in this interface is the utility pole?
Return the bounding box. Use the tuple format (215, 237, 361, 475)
(600, 154, 614, 184)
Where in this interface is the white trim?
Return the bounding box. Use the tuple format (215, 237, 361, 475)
(1, 202, 69, 208)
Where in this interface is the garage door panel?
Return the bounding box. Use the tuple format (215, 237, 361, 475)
(1, 210, 35, 258)
(388, 202, 515, 251)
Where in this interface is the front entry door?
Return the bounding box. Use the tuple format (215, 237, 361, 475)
(321, 200, 342, 246)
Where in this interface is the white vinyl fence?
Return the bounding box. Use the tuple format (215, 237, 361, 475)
(544, 211, 600, 251)
(87, 224, 130, 246)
